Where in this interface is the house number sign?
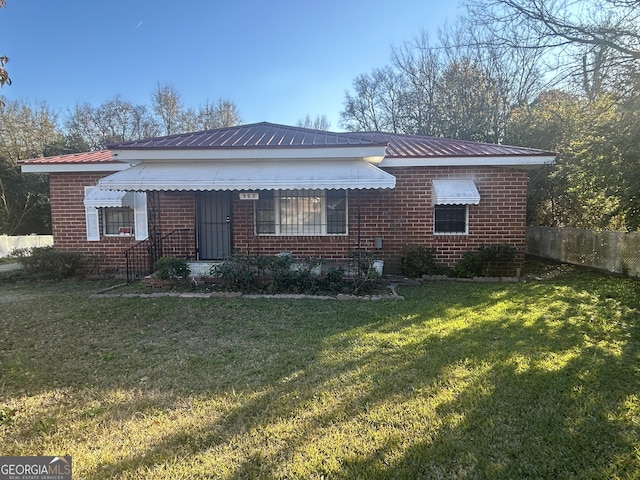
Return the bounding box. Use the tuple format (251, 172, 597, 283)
(239, 192, 259, 200)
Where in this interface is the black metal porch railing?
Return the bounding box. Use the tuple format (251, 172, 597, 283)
(124, 228, 196, 282)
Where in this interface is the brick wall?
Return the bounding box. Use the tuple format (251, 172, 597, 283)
(233, 166, 528, 274)
(49, 172, 139, 272)
(49, 166, 528, 275)
(49, 175, 199, 273)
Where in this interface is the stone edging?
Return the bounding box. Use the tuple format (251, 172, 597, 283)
(421, 275, 520, 283)
(91, 283, 405, 301)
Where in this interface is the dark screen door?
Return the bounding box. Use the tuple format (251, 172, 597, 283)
(196, 192, 232, 260)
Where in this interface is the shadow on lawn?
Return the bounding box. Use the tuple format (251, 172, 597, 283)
(2, 268, 639, 478)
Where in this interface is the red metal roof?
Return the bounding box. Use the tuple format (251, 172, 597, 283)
(352, 132, 553, 158)
(109, 122, 387, 150)
(109, 122, 553, 158)
(18, 150, 116, 165)
(20, 123, 554, 165)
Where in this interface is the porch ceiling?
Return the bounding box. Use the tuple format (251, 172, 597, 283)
(97, 159, 396, 191)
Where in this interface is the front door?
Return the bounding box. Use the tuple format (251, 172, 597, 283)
(196, 192, 232, 260)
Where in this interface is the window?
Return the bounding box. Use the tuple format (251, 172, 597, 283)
(434, 205, 467, 234)
(102, 207, 135, 236)
(84, 187, 148, 241)
(255, 189, 347, 235)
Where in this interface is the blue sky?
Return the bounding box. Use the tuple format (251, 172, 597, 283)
(1, 0, 462, 131)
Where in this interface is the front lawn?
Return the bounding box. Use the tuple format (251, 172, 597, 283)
(1, 262, 639, 479)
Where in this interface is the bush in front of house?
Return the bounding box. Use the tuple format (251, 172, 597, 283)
(266, 254, 325, 294)
(154, 256, 190, 280)
(455, 244, 518, 277)
(400, 245, 445, 277)
(210, 254, 383, 295)
(209, 254, 268, 292)
(12, 246, 89, 279)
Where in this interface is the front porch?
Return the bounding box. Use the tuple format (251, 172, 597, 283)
(122, 188, 394, 282)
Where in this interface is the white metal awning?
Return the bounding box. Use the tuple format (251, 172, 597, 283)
(98, 160, 396, 191)
(83, 187, 134, 208)
(432, 179, 480, 205)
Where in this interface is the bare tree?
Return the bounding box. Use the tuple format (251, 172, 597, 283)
(0, 0, 10, 107)
(341, 67, 408, 132)
(0, 100, 61, 233)
(464, 0, 640, 96)
(391, 31, 443, 135)
(0, 100, 62, 161)
(65, 96, 160, 150)
(151, 84, 185, 135)
(296, 114, 331, 130)
(341, 21, 543, 141)
(194, 98, 242, 130)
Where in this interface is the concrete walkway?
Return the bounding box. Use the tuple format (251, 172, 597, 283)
(0, 263, 21, 272)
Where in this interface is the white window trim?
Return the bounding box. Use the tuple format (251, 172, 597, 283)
(84, 187, 148, 241)
(255, 190, 349, 236)
(433, 204, 470, 236)
(102, 207, 136, 237)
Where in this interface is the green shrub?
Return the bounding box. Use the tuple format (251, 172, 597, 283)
(12, 247, 88, 279)
(154, 257, 190, 280)
(480, 244, 517, 276)
(322, 266, 346, 293)
(401, 245, 442, 277)
(266, 255, 324, 294)
(454, 250, 483, 278)
(455, 244, 518, 277)
(211, 254, 384, 295)
(210, 254, 267, 291)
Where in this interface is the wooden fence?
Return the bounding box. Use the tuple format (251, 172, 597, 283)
(526, 227, 640, 278)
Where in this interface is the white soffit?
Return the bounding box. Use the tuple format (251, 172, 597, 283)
(84, 188, 134, 208)
(432, 179, 480, 205)
(379, 155, 556, 168)
(98, 160, 396, 191)
(20, 163, 130, 173)
(110, 146, 387, 164)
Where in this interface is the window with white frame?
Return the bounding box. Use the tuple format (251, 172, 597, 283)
(84, 186, 148, 241)
(255, 189, 347, 235)
(102, 207, 135, 236)
(431, 179, 479, 235)
(434, 205, 468, 234)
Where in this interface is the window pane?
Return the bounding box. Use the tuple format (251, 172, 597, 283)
(255, 189, 348, 236)
(103, 207, 135, 235)
(255, 191, 275, 234)
(326, 190, 347, 234)
(434, 205, 467, 233)
(280, 189, 322, 235)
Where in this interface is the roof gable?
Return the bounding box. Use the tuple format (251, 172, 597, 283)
(108, 122, 387, 150)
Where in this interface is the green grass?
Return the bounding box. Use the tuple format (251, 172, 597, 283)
(1, 261, 639, 479)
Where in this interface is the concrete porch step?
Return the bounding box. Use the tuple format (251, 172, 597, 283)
(187, 261, 222, 277)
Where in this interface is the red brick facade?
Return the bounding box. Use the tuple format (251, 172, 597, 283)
(233, 166, 527, 273)
(49, 165, 528, 275)
(49, 172, 141, 272)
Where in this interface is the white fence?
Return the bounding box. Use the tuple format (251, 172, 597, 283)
(526, 227, 640, 278)
(0, 235, 54, 258)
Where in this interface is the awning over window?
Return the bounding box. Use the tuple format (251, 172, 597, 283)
(432, 179, 480, 205)
(98, 160, 396, 191)
(83, 187, 134, 208)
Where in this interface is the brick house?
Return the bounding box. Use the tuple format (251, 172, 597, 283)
(20, 122, 554, 278)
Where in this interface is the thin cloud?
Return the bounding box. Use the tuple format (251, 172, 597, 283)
(134, 20, 143, 30)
